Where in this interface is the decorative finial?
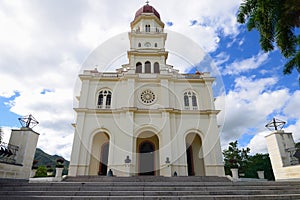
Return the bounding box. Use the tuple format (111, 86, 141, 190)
(18, 114, 39, 129)
(145, 0, 149, 5)
(265, 118, 286, 131)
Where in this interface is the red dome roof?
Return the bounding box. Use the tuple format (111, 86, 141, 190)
(134, 4, 160, 20)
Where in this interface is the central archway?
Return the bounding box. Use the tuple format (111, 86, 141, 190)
(136, 132, 159, 176)
(139, 141, 155, 175)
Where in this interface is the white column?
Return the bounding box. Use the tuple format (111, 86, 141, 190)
(265, 130, 295, 180)
(9, 128, 40, 179)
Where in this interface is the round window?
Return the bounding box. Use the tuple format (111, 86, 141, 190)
(140, 89, 156, 105)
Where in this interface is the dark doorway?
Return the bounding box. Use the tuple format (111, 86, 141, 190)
(186, 144, 195, 176)
(99, 142, 109, 175)
(139, 141, 155, 175)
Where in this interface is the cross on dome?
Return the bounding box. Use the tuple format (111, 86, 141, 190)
(134, 1, 161, 19)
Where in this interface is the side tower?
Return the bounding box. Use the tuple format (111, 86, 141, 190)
(69, 3, 224, 177)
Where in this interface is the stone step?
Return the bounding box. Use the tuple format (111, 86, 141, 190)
(1, 194, 300, 200)
(1, 184, 300, 192)
(1, 189, 300, 196)
(63, 176, 231, 182)
(1, 178, 300, 199)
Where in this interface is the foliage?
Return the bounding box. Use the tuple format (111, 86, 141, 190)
(237, 0, 300, 81)
(223, 140, 275, 180)
(34, 148, 69, 175)
(295, 142, 300, 150)
(244, 153, 275, 180)
(223, 141, 250, 174)
(35, 165, 47, 177)
(295, 142, 300, 162)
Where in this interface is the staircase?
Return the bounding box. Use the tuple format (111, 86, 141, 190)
(1, 176, 300, 199)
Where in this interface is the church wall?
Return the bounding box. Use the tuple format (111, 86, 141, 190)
(130, 56, 166, 73)
(132, 18, 163, 33)
(136, 132, 160, 175)
(186, 133, 205, 176)
(69, 4, 224, 177)
(165, 81, 213, 111)
(81, 76, 214, 112)
(89, 133, 109, 175)
(71, 79, 223, 176)
(131, 36, 165, 50)
(173, 113, 223, 176)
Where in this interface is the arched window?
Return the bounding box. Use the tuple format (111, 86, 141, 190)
(154, 43, 158, 47)
(154, 62, 160, 73)
(136, 62, 142, 73)
(184, 91, 198, 110)
(145, 25, 150, 32)
(106, 94, 111, 107)
(97, 90, 112, 109)
(192, 95, 197, 109)
(98, 93, 104, 106)
(138, 43, 141, 47)
(145, 61, 151, 73)
(184, 95, 189, 108)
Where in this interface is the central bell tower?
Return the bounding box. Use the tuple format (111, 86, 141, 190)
(128, 3, 168, 74)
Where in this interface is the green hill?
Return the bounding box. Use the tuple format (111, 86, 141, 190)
(34, 148, 69, 175)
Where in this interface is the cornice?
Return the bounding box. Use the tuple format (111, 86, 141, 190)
(74, 107, 220, 115)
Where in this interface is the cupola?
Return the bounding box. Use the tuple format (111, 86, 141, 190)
(134, 3, 161, 20)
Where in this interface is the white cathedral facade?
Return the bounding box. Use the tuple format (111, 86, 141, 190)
(69, 4, 224, 177)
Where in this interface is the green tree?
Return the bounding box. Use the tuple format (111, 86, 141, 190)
(237, 0, 300, 80)
(223, 141, 250, 175)
(245, 153, 275, 180)
(223, 141, 275, 180)
(295, 142, 300, 150)
(35, 165, 47, 177)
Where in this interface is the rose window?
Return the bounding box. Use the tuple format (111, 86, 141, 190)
(140, 89, 156, 104)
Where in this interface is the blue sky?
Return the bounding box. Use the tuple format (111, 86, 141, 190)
(0, 0, 299, 159)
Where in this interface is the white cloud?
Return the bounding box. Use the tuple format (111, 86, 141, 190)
(8, 0, 300, 161)
(75, 0, 243, 52)
(217, 76, 292, 151)
(217, 72, 300, 155)
(213, 52, 230, 66)
(247, 131, 269, 154)
(223, 52, 269, 75)
(283, 91, 300, 143)
(246, 116, 300, 155)
(284, 91, 300, 119)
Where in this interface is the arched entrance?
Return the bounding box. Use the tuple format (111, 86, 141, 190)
(186, 144, 194, 176)
(139, 141, 155, 175)
(99, 142, 109, 175)
(136, 132, 159, 176)
(186, 133, 205, 176)
(89, 132, 110, 175)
